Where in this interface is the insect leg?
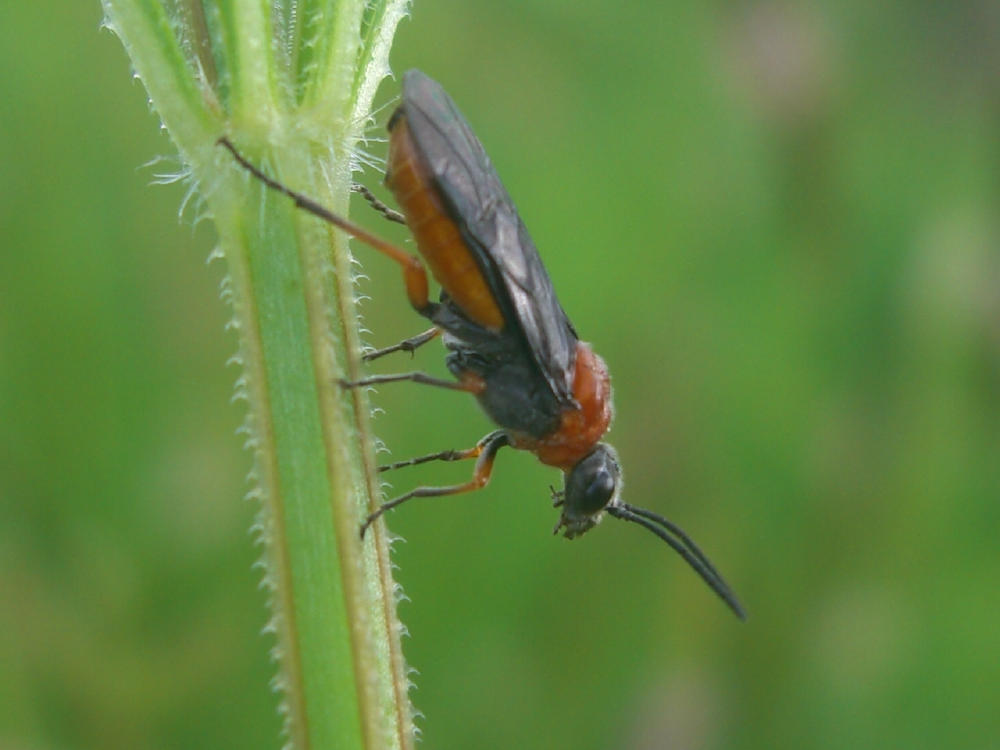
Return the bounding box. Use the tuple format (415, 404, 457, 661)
(360, 431, 510, 537)
(363, 327, 441, 362)
(352, 183, 406, 224)
(339, 371, 484, 393)
(218, 137, 432, 315)
(378, 429, 505, 472)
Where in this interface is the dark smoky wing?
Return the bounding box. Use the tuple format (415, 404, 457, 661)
(400, 69, 579, 405)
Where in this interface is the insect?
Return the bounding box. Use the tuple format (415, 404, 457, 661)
(219, 69, 746, 619)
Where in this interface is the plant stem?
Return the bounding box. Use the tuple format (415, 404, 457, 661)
(101, 1, 412, 747)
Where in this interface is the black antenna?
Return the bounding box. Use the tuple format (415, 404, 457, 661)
(606, 503, 747, 620)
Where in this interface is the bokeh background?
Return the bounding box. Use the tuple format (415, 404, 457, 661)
(3, 1, 999, 749)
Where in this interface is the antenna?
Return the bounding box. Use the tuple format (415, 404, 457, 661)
(607, 503, 747, 620)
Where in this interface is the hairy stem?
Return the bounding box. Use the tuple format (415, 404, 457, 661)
(101, 1, 412, 747)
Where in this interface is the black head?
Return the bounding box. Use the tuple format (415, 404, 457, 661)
(553, 443, 747, 620)
(553, 443, 622, 539)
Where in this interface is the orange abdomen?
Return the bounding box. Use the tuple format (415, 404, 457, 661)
(386, 117, 505, 331)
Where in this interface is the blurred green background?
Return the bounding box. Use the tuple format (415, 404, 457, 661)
(3, 1, 999, 749)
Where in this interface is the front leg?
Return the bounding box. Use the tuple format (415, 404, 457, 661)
(378, 430, 506, 472)
(360, 431, 510, 537)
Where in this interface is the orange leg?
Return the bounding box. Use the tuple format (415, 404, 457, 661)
(360, 431, 510, 537)
(377, 429, 504, 472)
(219, 137, 431, 314)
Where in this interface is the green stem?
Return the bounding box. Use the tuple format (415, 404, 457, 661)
(101, 1, 412, 748)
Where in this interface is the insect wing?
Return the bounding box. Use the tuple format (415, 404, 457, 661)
(400, 69, 579, 406)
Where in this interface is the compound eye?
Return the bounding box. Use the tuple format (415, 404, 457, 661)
(579, 468, 615, 514)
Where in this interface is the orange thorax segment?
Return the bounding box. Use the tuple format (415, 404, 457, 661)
(386, 117, 505, 331)
(512, 342, 613, 470)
